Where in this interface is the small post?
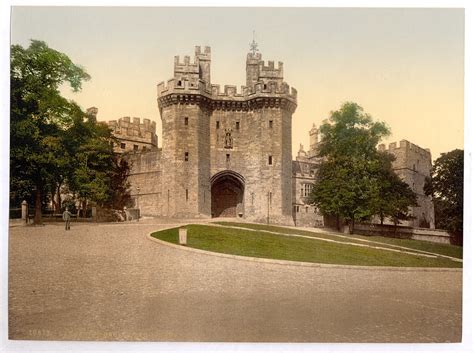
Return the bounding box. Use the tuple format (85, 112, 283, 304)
(136, 186, 140, 222)
(179, 227, 187, 245)
(21, 200, 28, 224)
(91, 206, 97, 222)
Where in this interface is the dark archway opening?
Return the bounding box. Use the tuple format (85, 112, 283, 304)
(211, 171, 245, 218)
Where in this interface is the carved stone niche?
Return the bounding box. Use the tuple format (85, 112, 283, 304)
(224, 129, 233, 149)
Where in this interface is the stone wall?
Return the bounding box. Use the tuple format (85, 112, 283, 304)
(353, 223, 452, 244)
(378, 140, 435, 228)
(125, 150, 162, 216)
(108, 117, 158, 154)
(292, 159, 322, 226)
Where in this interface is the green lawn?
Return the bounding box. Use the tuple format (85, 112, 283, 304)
(215, 222, 463, 259)
(151, 225, 461, 268)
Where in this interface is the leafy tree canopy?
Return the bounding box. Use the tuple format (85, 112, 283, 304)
(10, 40, 130, 223)
(10, 40, 91, 223)
(425, 149, 463, 237)
(309, 102, 417, 233)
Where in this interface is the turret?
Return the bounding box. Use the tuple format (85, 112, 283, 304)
(195, 45, 211, 84)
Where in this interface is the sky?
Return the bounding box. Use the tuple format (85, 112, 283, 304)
(10, 6, 464, 160)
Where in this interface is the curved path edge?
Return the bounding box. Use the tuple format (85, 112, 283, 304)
(146, 227, 461, 272)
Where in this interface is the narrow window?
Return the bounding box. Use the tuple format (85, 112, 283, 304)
(269, 120, 273, 128)
(142, 146, 147, 151)
(185, 152, 189, 161)
(177, 80, 182, 86)
(263, 84, 267, 90)
(184, 117, 188, 126)
(216, 121, 220, 129)
(226, 153, 230, 162)
(120, 143, 126, 149)
(133, 145, 139, 151)
(306, 206, 309, 213)
(236, 121, 240, 130)
(268, 155, 273, 165)
(186, 189, 189, 201)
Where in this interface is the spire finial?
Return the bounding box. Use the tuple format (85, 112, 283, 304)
(250, 30, 259, 55)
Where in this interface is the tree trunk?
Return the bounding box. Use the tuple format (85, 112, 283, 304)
(380, 213, 384, 226)
(349, 217, 355, 234)
(81, 199, 87, 218)
(56, 183, 61, 212)
(336, 214, 340, 232)
(34, 186, 42, 225)
(51, 189, 57, 213)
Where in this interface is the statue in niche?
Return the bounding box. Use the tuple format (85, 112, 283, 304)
(224, 129, 233, 149)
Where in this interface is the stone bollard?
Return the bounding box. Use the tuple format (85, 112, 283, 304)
(179, 227, 187, 245)
(21, 200, 28, 224)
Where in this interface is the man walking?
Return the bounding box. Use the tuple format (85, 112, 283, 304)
(62, 207, 72, 231)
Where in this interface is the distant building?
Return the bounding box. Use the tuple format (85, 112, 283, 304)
(107, 117, 158, 154)
(378, 141, 435, 228)
(294, 127, 435, 228)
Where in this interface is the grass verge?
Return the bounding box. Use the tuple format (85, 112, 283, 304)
(215, 222, 463, 259)
(151, 225, 461, 268)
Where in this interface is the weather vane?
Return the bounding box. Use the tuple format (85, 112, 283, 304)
(250, 30, 259, 55)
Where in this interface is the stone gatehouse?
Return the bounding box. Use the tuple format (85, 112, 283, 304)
(121, 45, 296, 224)
(105, 44, 435, 228)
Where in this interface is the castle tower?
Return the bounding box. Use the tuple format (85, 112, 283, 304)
(195, 45, 211, 84)
(158, 46, 212, 217)
(246, 36, 261, 87)
(308, 123, 319, 159)
(385, 140, 435, 228)
(86, 107, 98, 122)
(157, 44, 297, 224)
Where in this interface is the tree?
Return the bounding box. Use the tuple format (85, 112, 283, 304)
(10, 40, 90, 224)
(425, 149, 463, 241)
(308, 102, 416, 233)
(107, 156, 132, 210)
(62, 110, 132, 215)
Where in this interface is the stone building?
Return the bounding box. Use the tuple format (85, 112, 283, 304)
(292, 124, 324, 227)
(108, 117, 158, 154)
(122, 45, 297, 224)
(293, 125, 435, 228)
(378, 140, 435, 228)
(107, 44, 434, 229)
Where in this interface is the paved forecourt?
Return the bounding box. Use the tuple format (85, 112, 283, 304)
(8, 220, 462, 342)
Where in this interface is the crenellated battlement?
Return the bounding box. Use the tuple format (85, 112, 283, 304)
(159, 45, 297, 111)
(259, 60, 283, 76)
(158, 79, 297, 107)
(195, 45, 211, 58)
(157, 78, 211, 95)
(378, 140, 432, 161)
(173, 56, 199, 74)
(108, 116, 156, 134)
(108, 116, 158, 153)
(247, 52, 262, 61)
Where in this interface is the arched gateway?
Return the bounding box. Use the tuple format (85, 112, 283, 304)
(210, 171, 245, 218)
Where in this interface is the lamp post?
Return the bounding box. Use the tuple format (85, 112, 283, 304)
(136, 186, 140, 221)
